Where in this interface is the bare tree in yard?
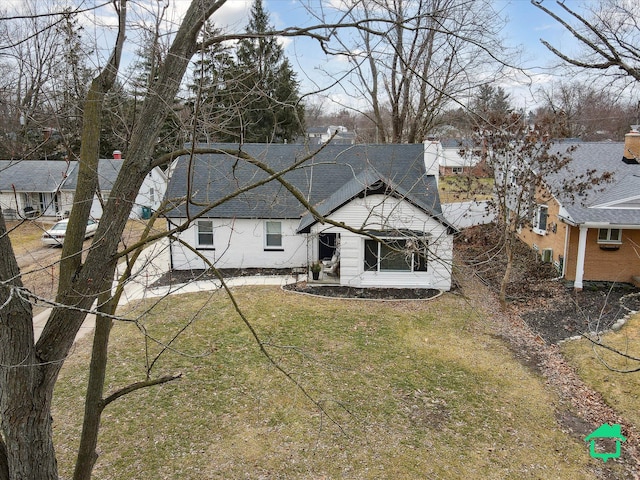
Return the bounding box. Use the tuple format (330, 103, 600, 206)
(466, 113, 608, 306)
(0, 1, 259, 478)
(0, 0, 92, 160)
(533, 80, 637, 140)
(324, 0, 509, 143)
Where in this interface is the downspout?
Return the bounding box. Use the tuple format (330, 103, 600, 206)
(574, 225, 588, 290)
(562, 222, 570, 279)
(167, 218, 174, 270)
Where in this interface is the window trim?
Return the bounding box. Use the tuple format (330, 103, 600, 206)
(532, 204, 549, 235)
(597, 228, 622, 244)
(264, 220, 284, 251)
(364, 236, 428, 273)
(196, 220, 214, 249)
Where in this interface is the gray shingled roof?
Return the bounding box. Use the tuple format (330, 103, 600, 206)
(0, 160, 75, 192)
(164, 143, 449, 230)
(61, 159, 123, 192)
(0, 159, 124, 194)
(546, 141, 640, 226)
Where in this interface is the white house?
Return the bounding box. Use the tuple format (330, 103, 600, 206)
(425, 138, 483, 176)
(0, 156, 167, 220)
(305, 126, 356, 145)
(164, 143, 457, 291)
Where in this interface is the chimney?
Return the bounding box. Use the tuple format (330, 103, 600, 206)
(113, 150, 122, 160)
(623, 126, 640, 163)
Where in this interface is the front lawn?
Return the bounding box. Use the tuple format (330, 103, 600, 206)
(439, 175, 494, 203)
(54, 286, 607, 478)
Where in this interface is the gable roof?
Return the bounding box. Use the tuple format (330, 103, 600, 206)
(546, 141, 640, 226)
(60, 158, 124, 192)
(0, 159, 130, 194)
(164, 143, 450, 230)
(0, 160, 75, 192)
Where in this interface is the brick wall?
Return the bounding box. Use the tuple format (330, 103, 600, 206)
(518, 196, 568, 270)
(564, 228, 640, 284)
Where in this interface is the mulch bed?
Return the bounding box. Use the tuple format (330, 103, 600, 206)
(283, 283, 440, 300)
(456, 224, 640, 344)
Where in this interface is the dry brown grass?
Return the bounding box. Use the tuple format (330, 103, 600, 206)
(562, 313, 640, 431)
(439, 175, 494, 203)
(52, 286, 605, 479)
(7, 218, 150, 314)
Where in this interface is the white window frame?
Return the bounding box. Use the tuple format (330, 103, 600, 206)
(264, 220, 283, 250)
(597, 228, 622, 244)
(364, 237, 428, 273)
(532, 204, 548, 235)
(196, 220, 214, 248)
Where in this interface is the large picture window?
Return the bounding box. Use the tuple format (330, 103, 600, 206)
(364, 237, 428, 272)
(265, 221, 283, 249)
(197, 220, 214, 247)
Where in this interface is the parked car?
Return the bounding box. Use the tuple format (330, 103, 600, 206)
(42, 218, 98, 246)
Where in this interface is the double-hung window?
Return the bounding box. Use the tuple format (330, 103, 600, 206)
(265, 221, 283, 250)
(196, 220, 214, 248)
(598, 228, 622, 244)
(533, 204, 548, 235)
(364, 237, 428, 273)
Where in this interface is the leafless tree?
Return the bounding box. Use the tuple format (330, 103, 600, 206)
(464, 113, 609, 306)
(321, 0, 510, 143)
(533, 0, 640, 88)
(533, 80, 637, 140)
(0, 0, 94, 159)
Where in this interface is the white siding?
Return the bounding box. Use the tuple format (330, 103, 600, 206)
(132, 167, 167, 218)
(441, 200, 495, 228)
(170, 218, 307, 270)
(0, 192, 20, 216)
(311, 195, 454, 290)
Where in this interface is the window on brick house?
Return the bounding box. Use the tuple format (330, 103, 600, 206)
(533, 204, 548, 235)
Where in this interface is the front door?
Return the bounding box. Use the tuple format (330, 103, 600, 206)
(319, 232, 339, 261)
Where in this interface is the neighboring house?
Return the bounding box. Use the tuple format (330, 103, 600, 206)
(516, 128, 640, 289)
(0, 160, 74, 218)
(0, 154, 167, 220)
(164, 143, 457, 290)
(305, 126, 356, 145)
(425, 138, 487, 177)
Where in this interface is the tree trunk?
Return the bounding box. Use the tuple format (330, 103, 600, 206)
(0, 209, 58, 479)
(73, 294, 114, 480)
(0, 2, 229, 478)
(499, 226, 515, 308)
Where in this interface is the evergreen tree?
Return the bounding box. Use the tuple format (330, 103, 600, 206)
(196, 0, 304, 143)
(188, 22, 241, 143)
(473, 85, 512, 117)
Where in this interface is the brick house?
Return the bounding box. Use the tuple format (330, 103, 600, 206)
(517, 128, 640, 289)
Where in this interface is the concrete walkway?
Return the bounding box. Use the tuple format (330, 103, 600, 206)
(33, 238, 303, 343)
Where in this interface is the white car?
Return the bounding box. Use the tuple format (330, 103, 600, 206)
(42, 218, 99, 246)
